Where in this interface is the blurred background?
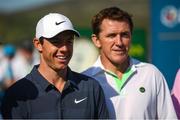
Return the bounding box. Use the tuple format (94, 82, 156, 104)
(0, 0, 179, 91)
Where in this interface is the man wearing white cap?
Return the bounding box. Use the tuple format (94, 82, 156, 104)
(1, 13, 109, 119)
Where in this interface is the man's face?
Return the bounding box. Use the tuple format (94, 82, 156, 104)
(93, 19, 131, 68)
(40, 31, 74, 71)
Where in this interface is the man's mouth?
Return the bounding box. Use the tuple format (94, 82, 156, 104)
(56, 55, 67, 60)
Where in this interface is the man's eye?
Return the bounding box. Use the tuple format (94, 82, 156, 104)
(48, 38, 60, 43)
(51, 41, 59, 44)
(107, 34, 116, 38)
(121, 32, 130, 38)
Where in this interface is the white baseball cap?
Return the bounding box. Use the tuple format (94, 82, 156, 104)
(36, 13, 80, 39)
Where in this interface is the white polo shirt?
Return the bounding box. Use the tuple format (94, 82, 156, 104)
(82, 57, 177, 119)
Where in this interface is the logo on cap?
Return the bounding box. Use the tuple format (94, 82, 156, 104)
(55, 21, 66, 25)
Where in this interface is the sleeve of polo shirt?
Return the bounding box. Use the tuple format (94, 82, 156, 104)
(93, 80, 109, 119)
(155, 68, 177, 119)
(1, 85, 28, 118)
(1, 90, 19, 118)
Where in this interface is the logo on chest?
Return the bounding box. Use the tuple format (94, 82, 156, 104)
(74, 97, 87, 104)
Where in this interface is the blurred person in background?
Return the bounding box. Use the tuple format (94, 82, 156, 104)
(0, 40, 4, 63)
(0, 44, 16, 90)
(1, 13, 109, 119)
(12, 40, 39, 80)
(82, 6, 177, 119)
(0, 44, 16, 105)
(171, 68, 180, 118)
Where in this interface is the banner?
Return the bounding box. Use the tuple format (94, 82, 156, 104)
(150, 0, 180, 89)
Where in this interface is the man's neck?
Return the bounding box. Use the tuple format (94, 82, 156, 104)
(101, 57, 130, 79)
(38, 64, 67, 92)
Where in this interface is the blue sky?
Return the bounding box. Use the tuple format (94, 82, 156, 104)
(0, 0, 60, 13)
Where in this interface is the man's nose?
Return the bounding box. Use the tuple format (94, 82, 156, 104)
(115, 35, 123, 46)
(59, 44, 69, 51)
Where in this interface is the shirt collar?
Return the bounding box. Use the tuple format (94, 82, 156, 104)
(91, 56, 105, 75)
(66, 67, 79, 90)
(31, 65, 50, 91)
(91, 56, 145, 76)
(30, 65, 78, 91)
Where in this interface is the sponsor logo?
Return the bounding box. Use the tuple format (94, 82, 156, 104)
(74, 97, 87, 104)
(160, 5, 179, 28)
(55, 21, 65, 25)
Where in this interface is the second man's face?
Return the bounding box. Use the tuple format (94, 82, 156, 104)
(93, 19, 131, 67)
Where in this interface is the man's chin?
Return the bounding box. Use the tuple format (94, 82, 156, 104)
(54, 65, 68, 71)
(113, 56, 129, 64)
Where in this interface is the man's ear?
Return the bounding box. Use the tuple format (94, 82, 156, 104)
(91, 34, 101, 48)
(33, 38, 42, 52)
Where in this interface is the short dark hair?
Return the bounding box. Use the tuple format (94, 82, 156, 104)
(39, 37, 45, 44)
(91, 6, 133, 36)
